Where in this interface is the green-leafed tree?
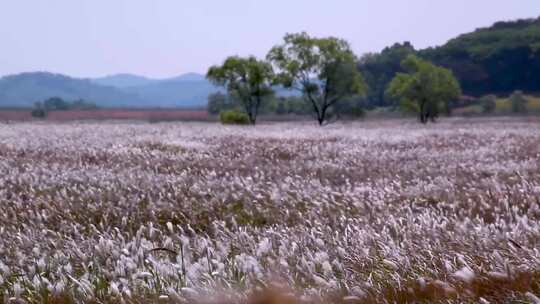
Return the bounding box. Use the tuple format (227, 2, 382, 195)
(43, 97, 70, 111)
(31, 102, 47, 118)
(358, 42, 416, 108)
(386, 55, 461, 123)
(267, 32, 366, 125)
(206, 56, 274, 125)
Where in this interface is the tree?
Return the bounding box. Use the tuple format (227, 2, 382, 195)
(386, 55, 461, 123)
(509, 90, 528, 113)
(31, 102, 47, 119)
(71, 99, 98, 110)
(267, 32, 366, 125)
(358, 42, 416, 108)
(206, 56, 274, 125)
(43, 97, 70, 111)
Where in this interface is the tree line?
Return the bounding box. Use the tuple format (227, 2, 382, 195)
(31, 97, 98, 118)
(207, 32, 460, 125)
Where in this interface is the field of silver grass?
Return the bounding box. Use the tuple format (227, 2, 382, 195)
(1, 118, 540, 303)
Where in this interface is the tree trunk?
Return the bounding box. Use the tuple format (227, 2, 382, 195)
(318, 107, 326, 126)
(248, 110, 256, 125)
(249, 96, 261, 125)
(243, 100, 255, 125)
(253, 98, 261, 125)
(419, 100, 427, 124)
(306, 94, 324, 126)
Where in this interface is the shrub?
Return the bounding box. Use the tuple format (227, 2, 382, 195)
(348, 105, 366, 117)
(31, 108, 47, 118)
(510, 90, 528, 113)
(479, 95, 497, 113)
(275, 101, 287, 115)
(219, 110, 250, 125)
(31, 102, 47, 119)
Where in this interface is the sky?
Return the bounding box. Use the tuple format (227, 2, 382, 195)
(0, 0, 538, 79)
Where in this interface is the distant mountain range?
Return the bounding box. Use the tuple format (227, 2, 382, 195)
(92, 72, 206, 88)
(0, 72, 218, 108)
(92, 74, 158, 88)
(0, 72, 300, 109)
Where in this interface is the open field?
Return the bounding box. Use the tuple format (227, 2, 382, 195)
(1, 118, 540, 303)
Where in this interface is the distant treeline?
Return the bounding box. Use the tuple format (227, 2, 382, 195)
(32, 97, 98, 118)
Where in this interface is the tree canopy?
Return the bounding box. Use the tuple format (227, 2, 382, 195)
(206, 56, 274, 124)
(268, 32, 366, 125)
(358, 42, 416, 108)
(386, 55, 461, 123)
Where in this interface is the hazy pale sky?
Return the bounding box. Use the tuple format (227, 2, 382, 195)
(0, 0, 538, 78)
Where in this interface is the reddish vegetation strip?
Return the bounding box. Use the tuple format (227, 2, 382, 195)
(46, 109, 209, 121)
(0, 110, 32, 120)
(0, 109, 210, 121)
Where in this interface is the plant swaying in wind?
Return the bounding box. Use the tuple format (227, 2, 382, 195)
(207, 56, 274, 125)
(268, 32, 366, 125)
(386, 55, 461, 123)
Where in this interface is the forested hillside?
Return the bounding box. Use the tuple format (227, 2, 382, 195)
(422, 17, 540, 96)
(359, 17, 540, 107)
